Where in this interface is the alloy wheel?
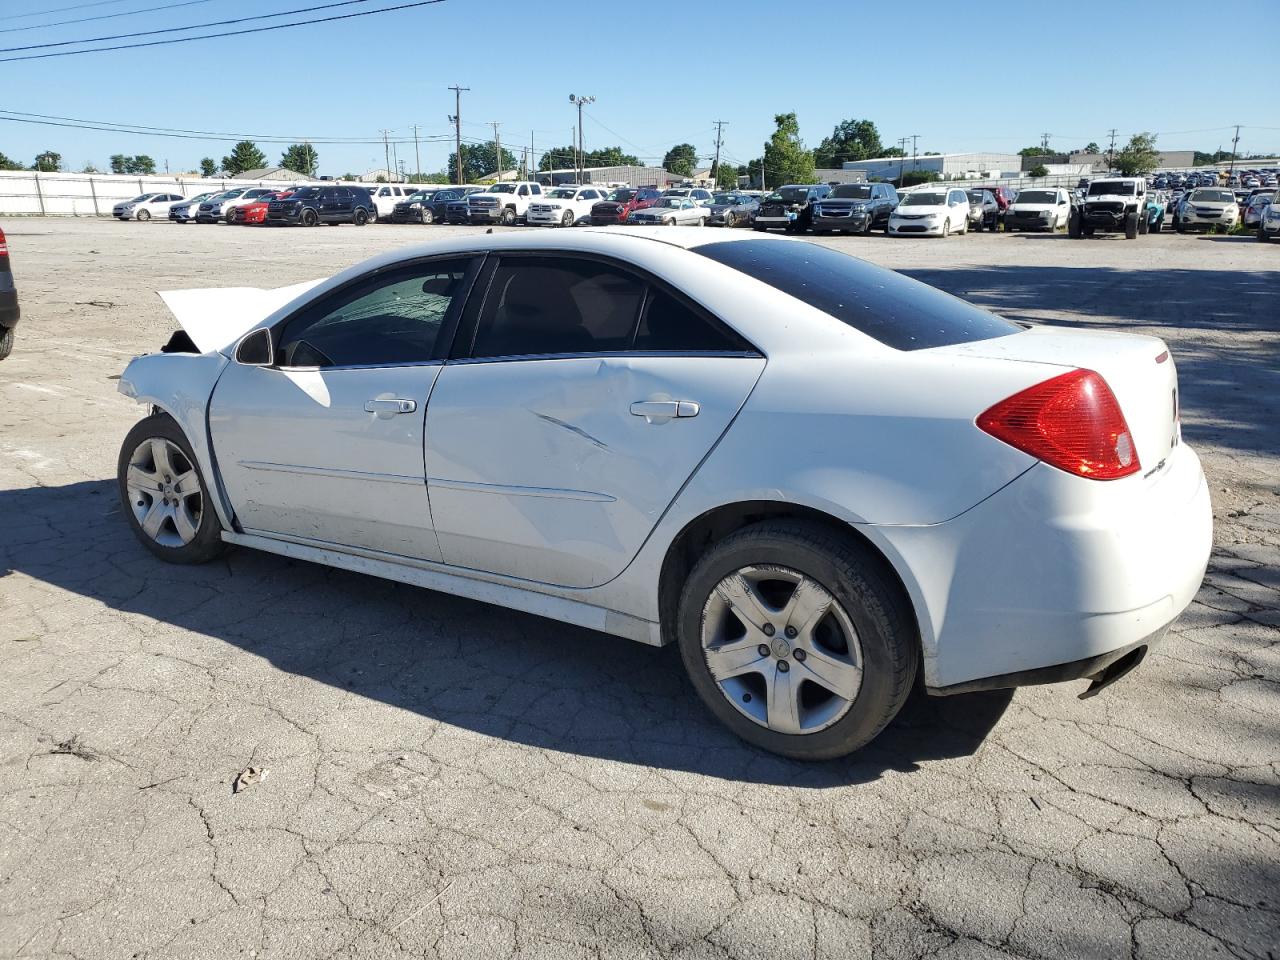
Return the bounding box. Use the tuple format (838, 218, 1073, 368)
(125, 438, 203, 548)
(700, 564, 863, 735)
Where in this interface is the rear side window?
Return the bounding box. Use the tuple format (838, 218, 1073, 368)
(693, 240, 1019, 351)
(634, 290, 733, 352)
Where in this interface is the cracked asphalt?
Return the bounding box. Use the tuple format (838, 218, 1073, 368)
(1, 219, 1277, 959)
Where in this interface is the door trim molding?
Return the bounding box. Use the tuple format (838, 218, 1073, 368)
(240, 460, 423, 486)
(428, 476, 616, 502)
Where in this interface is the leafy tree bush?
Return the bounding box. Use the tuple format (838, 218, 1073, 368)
(663, 143, 699, 177)
(221, 141, 267, 176)
(1028, 164, 1049, 178)
(761, 113, 814, 189)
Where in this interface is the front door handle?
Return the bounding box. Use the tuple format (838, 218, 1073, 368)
(364, 398, 417, 418)
(630, 400, 700, 422)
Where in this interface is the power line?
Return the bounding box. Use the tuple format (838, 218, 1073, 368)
(0, 0, 446, 62)
(1, 0, 381, 52)
(0, 0, 134, 23)
(0, 0, 214, 35)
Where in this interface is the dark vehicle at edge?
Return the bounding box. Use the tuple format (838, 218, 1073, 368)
(966, 189, 1000, 232)
(0, 225, 17, 360)
(753, 183, 832, 233)
(810, 182, 898, 234)
(705, 191, 762, 228)
(266, 185, 375, 227)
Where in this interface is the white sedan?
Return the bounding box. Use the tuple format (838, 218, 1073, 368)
(627, 197, 710, 226)
(112, 192, 184, 221)
(116, 229, 1211, 759)
(888, 187, 972, 237)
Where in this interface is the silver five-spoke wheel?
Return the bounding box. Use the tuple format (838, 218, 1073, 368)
(701, 564, 863, 735)
(125, 437, 203, 548)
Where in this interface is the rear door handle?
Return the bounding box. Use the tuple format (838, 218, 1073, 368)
(630, 400, 699, 422)
(364, 398, 417, 418)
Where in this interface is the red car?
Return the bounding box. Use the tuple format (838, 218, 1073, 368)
(590, 186, 663, 225)
(232, 191, 291, 225)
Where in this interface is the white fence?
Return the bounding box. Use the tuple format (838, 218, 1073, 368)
(0, 170, 405, 216)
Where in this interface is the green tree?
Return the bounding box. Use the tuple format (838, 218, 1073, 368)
(813, 118, 884, 167)
(900, 170, 940, 187)
(33, 150, 61, 172)
(881, 146, 906, 158)
(663, 143, 699, 177)
(715, 164, 739, 190)
(537, 145, 576, 171)
(1114, 132, 1160, 176)
(446, 142, 517, 182)
(0, 152, 24, 170)
(109, 154, 128, 174)
(1018, 146, 1054, 157)
(199, 157, 217, 177)
(280, 143, 319, 177)
(1028, 164, 1049, 178)
(585, 146, 638, 167)
(128, 155, 156, 175)
(761, 113, 814, 190)
(1082, 142, 1101, 154)
(221, 140, 267, 176)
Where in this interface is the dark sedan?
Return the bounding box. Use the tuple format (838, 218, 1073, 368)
(393, 186, 484, 224)
(706, 192, 761, 228)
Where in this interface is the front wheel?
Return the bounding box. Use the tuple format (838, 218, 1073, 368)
(502, 207, 517, 226)
(421, 208, 434, 224)
(117, 414, 225, 565)
(137, 209, 151, 221)
(0, 326, 13, 360)
(1124, 212, 1139, 239)
(942, 218, 951, 237)
(723, 211, 736, 228)
(1260, 227, 1272, 243)
(1068, 210, 1082, 238)
(301, 208, 318, 227)
(561, 210, 574, 227)
(677, 521, 918, 760)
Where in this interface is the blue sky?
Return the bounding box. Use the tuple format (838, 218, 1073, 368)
(2, 0, 1278, 177)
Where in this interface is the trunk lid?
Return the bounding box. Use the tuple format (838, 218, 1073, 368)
(939, 327, 1180, 476)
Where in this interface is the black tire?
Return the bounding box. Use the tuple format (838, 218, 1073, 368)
(502, 207, 517, 226)
(421, 208, 434, 224)
(301, 208, 318, 227)
(753, 223, 767, 232)
(561, 209, 574, 228)
(1124, 212, 1139, 239)
(973, 217, 983, 233)
(677, 521, 918, 760)
(861, 216, 872, 236)
(1138, 212, 1149, 235)
(0, 326, 13, 361)
(117, 413, 225, 565)
(723, 211, 736, 228)
(1006, 220, 1017, 232)
(1151, 218, 1162, 234)
(1176, 219, 1185, 234)
(1260, 227, 1271, 243)
(353, 208, 369, 226)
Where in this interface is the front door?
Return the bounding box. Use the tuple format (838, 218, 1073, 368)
(209, 256, 477, 560)
(425, 254, 764, 588)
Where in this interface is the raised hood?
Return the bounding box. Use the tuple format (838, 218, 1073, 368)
(158, 279, 327, 354)
(938, 326, 1180, 478)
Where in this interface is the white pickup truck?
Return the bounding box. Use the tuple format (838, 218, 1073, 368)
(466, 181, 544, 225)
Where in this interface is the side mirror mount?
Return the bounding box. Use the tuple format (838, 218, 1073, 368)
(235, 328, 274, 367)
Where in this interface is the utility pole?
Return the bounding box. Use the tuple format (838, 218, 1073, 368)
(1106, 128, 1118, 172)
(447, 84, 469, 185)
(712, 120, 727, 185)
(410, 124, 421, 181)
(391, 140, 400, 182)
(530, 130, 535, 182)
(1228, 124, 1241, 180)
(380, 130, 392, 182)
(568, 94, 595, 183)
(897, 137, 909, 184)
(491, 121, 502, 182)
(1041, 131, 1051, 152)
(910, 134, 920, 171)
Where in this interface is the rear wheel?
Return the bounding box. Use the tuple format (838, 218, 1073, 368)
(0, 326, 13, 360)
(677, 521, 918, 760)
(1068, 210, 1081, 238)
(117, 414, 225, 565)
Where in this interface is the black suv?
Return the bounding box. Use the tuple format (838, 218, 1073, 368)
(267, 185, 375, 226)
(753, 184, 831, 233)
(390, 186, 483, 224)
(0, 225, 18, 360)
(810, 182, 898, 234)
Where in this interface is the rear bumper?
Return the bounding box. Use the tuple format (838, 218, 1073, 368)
(871, 442, 1212, 692)
(0, 283, 18, 331)
(812, 213, 870, 231)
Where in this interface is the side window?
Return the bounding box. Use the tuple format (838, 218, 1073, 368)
(518, 185, 529, 196)
(470, 257, 644, 359)
(530, 184, 542, 195)
(277, 258, 473, 368)
(634, 289, 740, 353)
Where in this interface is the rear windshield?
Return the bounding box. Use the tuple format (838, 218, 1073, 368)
(1016, 190, 1058, 204)
(693, 240, 1019, 351)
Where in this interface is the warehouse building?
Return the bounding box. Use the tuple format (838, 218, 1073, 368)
(843, 152, 1022, 181)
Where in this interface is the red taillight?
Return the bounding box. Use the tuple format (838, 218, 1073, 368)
(0, 226, 7, 257)
(977, 369, 1140, 480)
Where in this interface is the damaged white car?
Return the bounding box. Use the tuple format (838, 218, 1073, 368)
(117, 229, 1212, 759)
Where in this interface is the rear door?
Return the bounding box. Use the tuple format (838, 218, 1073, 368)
(424, 253, 765, 588)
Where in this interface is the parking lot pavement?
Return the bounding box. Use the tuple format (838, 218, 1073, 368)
(1, 218, 1277, 960)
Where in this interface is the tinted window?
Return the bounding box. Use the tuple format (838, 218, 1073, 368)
(471, 258, 644, 358)
(634, 290, 738, 353)
(278, 259, 472, 368)
(692, 240, 1019, 352)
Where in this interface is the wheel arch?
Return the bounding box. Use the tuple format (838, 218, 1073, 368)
(656, 500, 925, 657)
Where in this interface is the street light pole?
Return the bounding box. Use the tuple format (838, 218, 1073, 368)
(569, 94, 595, 183)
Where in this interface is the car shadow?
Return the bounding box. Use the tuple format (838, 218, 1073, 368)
(0, 478, 1013, 787)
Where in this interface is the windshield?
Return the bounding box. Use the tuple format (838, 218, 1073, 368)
(1088, 181, 1136, 196)
(548, 189, 576, 199)
(488, 184, 516, 193)
(606, 189, 634, 201)
(1191, 189, 1234, 203)
(291, 187, 321, 199)
(1016, 190, 1058, 204)
(693, 240, 1019, 352)
(130, 194, 153, 202)
(777, 187, 811, 202)
(407, 191, 433, 201)
(902, 192, 945, 206)
(712, 194, 737, 204)
(655, 198, 682, 208)
(831, 185, 873, 199)
(967, 192, 988, 203)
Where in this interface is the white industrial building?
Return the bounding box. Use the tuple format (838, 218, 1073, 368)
(843, 152, 1022, 181)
